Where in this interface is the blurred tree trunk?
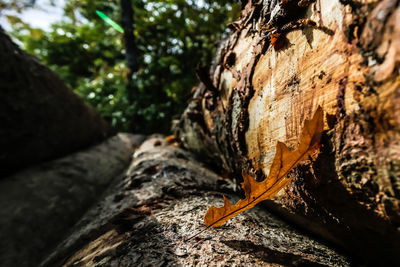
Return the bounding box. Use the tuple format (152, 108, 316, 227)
(0, 134, 145, 267)
(120, 0, 138, 80)
(0, 28, 112, 177)
(120, 0, 140, 132)
(176, 0, 400, 265)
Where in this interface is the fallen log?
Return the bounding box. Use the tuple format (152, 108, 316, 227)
(0, 133, 145, 267)
(0, 28, 112, 177)
(176, 0, 400, 264)
(41, 136, 350, 266)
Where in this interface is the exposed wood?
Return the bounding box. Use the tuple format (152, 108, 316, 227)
(177, 0, 400, 264)
(40, 137, 350, 267)
(0, 133, 145, 267)
(0, 28, 112, 178)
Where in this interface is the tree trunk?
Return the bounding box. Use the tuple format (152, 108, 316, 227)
(0, 133, 145, 267)
(120, 0, 140, 132)
(40, 136, 351, 267)
(0, 28, 112, 177)
(176, 0, 400, 264)
(120, 0, 138, 79)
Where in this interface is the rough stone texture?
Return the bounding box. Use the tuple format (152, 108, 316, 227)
(176, 0, 400, 264)
(41, 137, 350, 267)
(0, 28, 112, 178)
(0, 133, 145, 267)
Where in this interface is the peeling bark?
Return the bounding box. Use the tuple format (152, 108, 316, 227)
(177, 0, 400, 264)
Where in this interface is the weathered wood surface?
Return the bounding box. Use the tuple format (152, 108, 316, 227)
(177, 0, 400, 264)
(0, 28, 112, 178)
(0, 133, 145, 267)
(41, 137, 350, 267)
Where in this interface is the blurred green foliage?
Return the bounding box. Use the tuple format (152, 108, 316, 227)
(6, 0, 240, 133)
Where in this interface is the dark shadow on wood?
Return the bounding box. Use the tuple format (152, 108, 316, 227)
(265, 132, 400, 266)
(222, 240, 326, 267)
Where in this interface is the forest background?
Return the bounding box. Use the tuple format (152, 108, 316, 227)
(1, 0, 240, 133)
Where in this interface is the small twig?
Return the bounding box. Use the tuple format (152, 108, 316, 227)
(184, 226, 210, 242)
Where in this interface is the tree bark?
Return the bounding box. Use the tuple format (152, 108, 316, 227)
(0, 28, 112, 177)
(40, 136, 350, 267)
(120, 0, 140, 132)
(0, 133, 145, 267)
(120, 0, 138, 80)
(176, 0, 400, 264)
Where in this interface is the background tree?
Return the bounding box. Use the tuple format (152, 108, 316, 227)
(0, 0, 38, 13)
(4, 0, 240, 133)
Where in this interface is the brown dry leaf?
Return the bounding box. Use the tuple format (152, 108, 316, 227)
(165, 135, 182, 147)
(204, 106, 324, 228)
